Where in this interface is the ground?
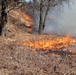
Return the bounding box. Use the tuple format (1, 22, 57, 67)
(0, 9, 76, 75)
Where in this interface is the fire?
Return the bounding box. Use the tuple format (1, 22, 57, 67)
(24, 13, 34, 32)
(28, 27, 33, 32)
(23, 35, 76, 51)
(24, 14, 33, 26)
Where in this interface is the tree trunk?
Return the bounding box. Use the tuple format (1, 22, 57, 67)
(43, 0, 51, 30)
(39, 0, 44, 34)
(39, 0, 50, 34)
(1, 0, 8, 37)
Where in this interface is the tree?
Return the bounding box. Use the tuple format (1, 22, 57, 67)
(39, 0, 51, 34)
(33, 0, 70, 34)
(0, 0, 25, 37)
(0, 0, 8, 37)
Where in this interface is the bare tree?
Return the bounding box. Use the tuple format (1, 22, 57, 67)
(33, 0, 70, 34)
(0, 0, 8, 37)
(39, 0, 44, 34)
(0, 0, 25, 37)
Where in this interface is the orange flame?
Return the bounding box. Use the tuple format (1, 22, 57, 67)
(22, 35, 76, 51)
(24, 13, 34, 32)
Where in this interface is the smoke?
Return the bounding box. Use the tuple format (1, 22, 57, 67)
(44, 2, 76, 37)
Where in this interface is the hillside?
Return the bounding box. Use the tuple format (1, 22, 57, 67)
(0, 9, 76, 75)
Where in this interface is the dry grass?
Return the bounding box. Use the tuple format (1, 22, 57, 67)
(0, 9, 76, 75)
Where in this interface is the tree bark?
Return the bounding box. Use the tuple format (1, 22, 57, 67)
(43, 0, 51, 30)
(39, 0, 44, 34)
(1, 0, 8, 37)
(39, 0, 51, 34)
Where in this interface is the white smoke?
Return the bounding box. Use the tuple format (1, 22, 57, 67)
(44, 2, 76, 37)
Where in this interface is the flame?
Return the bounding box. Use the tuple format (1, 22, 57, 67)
(28, 27, 33, 32)
(22, 35, 76, 51)
(24, 13, 34, 32)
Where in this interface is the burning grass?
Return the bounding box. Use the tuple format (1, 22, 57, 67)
(22, 35, 76, 54)
(24, 13, 34, 32)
